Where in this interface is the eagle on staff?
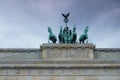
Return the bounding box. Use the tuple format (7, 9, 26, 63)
(62, 13, 70, 27)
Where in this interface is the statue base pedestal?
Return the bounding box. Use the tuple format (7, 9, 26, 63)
(40, 43, 95, 61)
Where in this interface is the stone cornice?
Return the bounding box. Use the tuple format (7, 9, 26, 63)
(0, 48, 40, 53)
(40, 43, 96, 49)
(95, 48, 120, 51)
(0, 60, 120, 68)
(0, 60, 119, 64)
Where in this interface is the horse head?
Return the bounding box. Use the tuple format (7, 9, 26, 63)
(48, 27, 53, 35)
(60, 26, 63, 34)
(73, 25, 76, 33)
(79, 26, 89, 43)
(84, 26, 89, 34)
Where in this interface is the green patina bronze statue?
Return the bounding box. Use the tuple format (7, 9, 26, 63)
(79, 26, 89, 43)
(58, 13, 77, 43)
(48, 27, 57, 43)
(58, 26, 64, 43)
(63, 26, 71, 43)
(71, 25, 77, 43)
(58, 25, 77, 44)
(48, 13, 89, 44)
(62, 13, 70, 27)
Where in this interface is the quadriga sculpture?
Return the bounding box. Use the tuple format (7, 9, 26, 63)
(79, 26, 89, 43)
(47, 13, 90, 44)
(48, 27, 57, 43)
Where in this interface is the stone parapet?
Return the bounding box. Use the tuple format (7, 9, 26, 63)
(0, 48, 41, 60)
(94, 48, 120, 60)
(41, 43, 95, 61)
(0, 48, 40, 52)
(95, 48, 120, 51)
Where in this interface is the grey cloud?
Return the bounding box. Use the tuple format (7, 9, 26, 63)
(0, 0, 120, 48)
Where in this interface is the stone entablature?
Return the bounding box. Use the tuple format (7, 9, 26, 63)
(0, 60, 120, 80)
(0, 43, 120, 80)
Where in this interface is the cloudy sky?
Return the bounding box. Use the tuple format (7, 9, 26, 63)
(0, 0, 120, 48)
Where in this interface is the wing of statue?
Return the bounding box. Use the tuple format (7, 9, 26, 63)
(62, 13, 66, 18)
(66, 13, 70, 17)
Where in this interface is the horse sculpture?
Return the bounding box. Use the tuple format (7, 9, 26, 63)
(58, 26, 64, 43)
(79, 26, 89, 43)
(71, 26, 77, 43)
(48, 27, 57, 43)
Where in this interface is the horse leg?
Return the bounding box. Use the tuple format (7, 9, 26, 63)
(79, 40, 81, 44)
(73, 40, 75, 43)
(53, 40, 56, 43)
(82, 40, 85, 43)
(86, 39, 88, 43)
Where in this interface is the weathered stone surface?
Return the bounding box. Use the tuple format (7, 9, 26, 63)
(1, 68, 120, 76)
(0, 48, 41, 60)
(1, 76, 120, 80)
(0, 60, 119, 80)
(41, 43, 95, 61)
(0, 43, 120, 80)
(0, 76, 120, 80)
(94, 48, 120, 60)
(0, 45, 120, 60)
